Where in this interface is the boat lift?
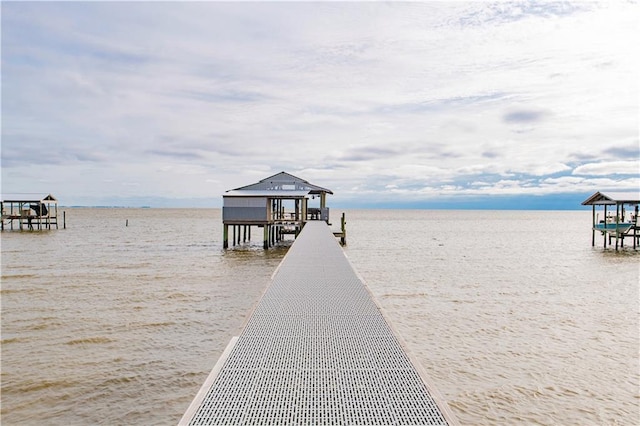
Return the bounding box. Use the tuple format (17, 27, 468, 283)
(582, 191, 640, 250)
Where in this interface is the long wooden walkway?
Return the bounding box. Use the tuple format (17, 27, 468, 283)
(180, 221, 458, 425)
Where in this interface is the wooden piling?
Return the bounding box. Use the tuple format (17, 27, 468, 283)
(263, 225, 269, 249)
(634, 206, 638, 249)
(615, 204, 620, 250)
(591, 206, 595, 246)
(603, 205, 607, 248)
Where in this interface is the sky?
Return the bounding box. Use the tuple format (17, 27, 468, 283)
(2, 1, 638, 209)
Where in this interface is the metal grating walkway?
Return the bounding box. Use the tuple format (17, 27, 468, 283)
(180, 221, 457, 425)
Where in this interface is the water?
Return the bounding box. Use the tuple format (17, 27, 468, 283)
(1, 208, 638, 425)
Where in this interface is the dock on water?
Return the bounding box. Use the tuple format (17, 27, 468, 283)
(180, 221, 458, 425)
(582, 191, 640, 250)
(222, 171, 344, 249)
(1, 193, 60, 231)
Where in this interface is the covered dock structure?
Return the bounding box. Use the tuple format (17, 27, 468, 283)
(1, 193, 59, 231)
(222, 172, 334, 249)
(582, 191, 640, 250)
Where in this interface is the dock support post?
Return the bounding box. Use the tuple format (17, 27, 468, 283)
(634, 206, 638, 250)
(603, 205, 607, 248)
(263, 225, 269, 249)
(223, 225, 229, 249)
(340, 212, 347, 245)
(615, 204, 620, 251)
(591, 206, 595, 246)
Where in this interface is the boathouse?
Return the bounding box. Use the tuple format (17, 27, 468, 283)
(1, 193, 59, 231)
(582, 191, 640, 250)
(222, 171, 334, 249)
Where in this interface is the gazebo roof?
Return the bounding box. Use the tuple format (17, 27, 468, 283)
(581, 191, 640, 206)
(1, 193, 58, 204)
(229, 171, 333, 195)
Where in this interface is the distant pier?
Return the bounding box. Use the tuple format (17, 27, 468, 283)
(1, 193, 60, 231)
(582, 191, 640, 250)
(180, 221, 457, 425)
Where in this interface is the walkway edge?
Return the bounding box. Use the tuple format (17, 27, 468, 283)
(343, 250, 460, 425)
(178, 336, 239, 426)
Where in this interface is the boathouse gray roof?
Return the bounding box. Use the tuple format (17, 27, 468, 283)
(224, 190, 312, 198)
(227, 171, 333, 195)
(581, 191, 640, 205)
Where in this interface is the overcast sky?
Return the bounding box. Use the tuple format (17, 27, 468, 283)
(2, 1, 638, 208)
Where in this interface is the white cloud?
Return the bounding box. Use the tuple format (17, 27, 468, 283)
(2, 1, 638, 206)
(573, 161, 640, 176)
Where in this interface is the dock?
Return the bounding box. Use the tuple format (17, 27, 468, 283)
(222, 171, 337, 249)
(1, 193, 60, 231)
(582, 191, 640, 250)
(180, 221, 458, 425)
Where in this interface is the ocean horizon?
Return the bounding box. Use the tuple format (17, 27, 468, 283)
(44, 190, 611, 211)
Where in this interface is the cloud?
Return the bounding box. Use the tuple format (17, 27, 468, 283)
(332, 146, 401, 162)
(573, 161, 640, 176)
(602, 142, 640, 160)
(146, 149, 206, 161)
(503, 109, 548, 123)
(526, 163, 572, 176)
(1, 1, 638, 207)
(455, 1, 586, 28)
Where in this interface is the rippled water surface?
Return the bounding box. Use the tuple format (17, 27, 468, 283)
(1, 208, 638, 425)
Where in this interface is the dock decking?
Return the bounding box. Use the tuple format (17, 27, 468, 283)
(180, 221, 457, 425)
